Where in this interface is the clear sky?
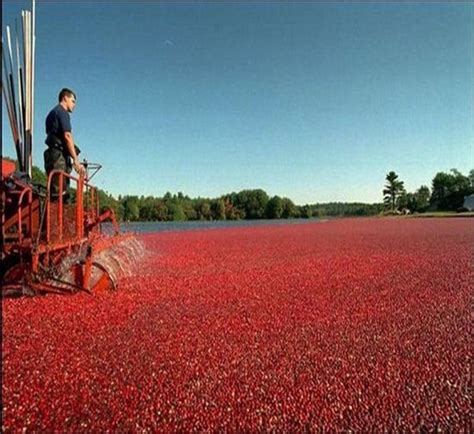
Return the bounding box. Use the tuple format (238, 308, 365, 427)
(2, 0, 473, 204)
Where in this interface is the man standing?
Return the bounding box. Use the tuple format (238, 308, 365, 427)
(44, 88, 84, 197)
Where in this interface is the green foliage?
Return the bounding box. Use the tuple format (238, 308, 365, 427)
(155, 201, 169, 221)
(222, 194, 245, 220)
(15, 161, 472, 222)
(383, 171, 405, 211)
(266, 196, 283, 219)
(381, 168, 472, 213)
(309, 202, 384, 217)
(412, 185, 431, 212)
(235, 189, 269, 219)
(97, 189, 121, 218)
(138, 196, 158, 221)
(281, 197, 297, 218)
(300, 205, 313, 218)
(182, 201, 198, 220)
(431, 169, 473, 211)
(396, 188, 408, 210)
(167, 202, 186, 221)
(214, 199, 226, 220)
(196, 199, 212, 220)
(122, 196, 140, 221)
(31, 165, 47, 185)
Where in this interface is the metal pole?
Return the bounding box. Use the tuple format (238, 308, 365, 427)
(2, 76, 20, 161)
(6, 27, 18, 128)
(30, 0, 36, 178)
(24, 11, 31, 176)
(15, 19, 25, 154)
(2, 3, 36, 177)
(2, 40, 21, 166)
(6, 26, 24, 170)
(19, 13, 27, 167)
(21, 10, 28, 172)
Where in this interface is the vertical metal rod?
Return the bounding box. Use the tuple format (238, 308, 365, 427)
(6, 27, 19, 129)
(30, 0, 36, 179)
(24, 12, 30, 174)
(59, 173, 64, 241)
(17, 14, 27, 167)
(2, 77, 20, 161)
(6, 27, 24, 171)
(18, 194, 23, 245)
(21, 10, 28, 172)
(28, 189, 33, 239)
(76, 175, 84, 239)
(19, 68, 26, 166)
(25, 9, 33, 177)
(15, 20, 25, 154)
(46, 175, 51, 243)
(21, 10, 26, 149)
(2, 41, 21, 166)
(2, 72, 13, 133)
(2, 2, 36, 177)
(2, 39, 17, 136)
(21, 12, 27, 172)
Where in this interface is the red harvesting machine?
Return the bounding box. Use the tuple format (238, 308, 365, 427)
(1, 159, 144, 297)
(2, 2, 143, 296)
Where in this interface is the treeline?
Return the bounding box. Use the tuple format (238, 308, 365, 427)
(9, 157, 473, 221)
(77, 167, 474, 221)
(99, 190, 383, 222)
(383, 168, 474, 214)
(5, 157, 384, 222)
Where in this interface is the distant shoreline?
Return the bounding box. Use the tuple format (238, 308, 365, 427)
(112, 212, 474, 231)
(405, 212, 474, 218)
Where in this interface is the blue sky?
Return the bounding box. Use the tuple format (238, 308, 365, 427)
(2, 1, 473, 204)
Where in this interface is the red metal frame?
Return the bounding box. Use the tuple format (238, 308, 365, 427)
(1, 163, 126, 295)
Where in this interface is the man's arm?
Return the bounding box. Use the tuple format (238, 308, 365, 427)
(64, 131, 84, 174)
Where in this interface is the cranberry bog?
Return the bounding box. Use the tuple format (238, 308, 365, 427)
(2, 217, 472, 432)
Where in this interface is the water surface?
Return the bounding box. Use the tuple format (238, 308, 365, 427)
(111, 218, 322, 234)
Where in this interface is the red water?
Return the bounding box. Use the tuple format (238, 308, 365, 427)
(2, 218, 472, 431)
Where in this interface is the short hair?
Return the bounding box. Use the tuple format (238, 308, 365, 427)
(58, 88, 76, 102)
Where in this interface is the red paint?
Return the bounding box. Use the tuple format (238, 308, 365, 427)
(2, 218, 472, 431)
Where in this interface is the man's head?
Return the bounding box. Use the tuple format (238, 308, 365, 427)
(58, 88, 76, 113)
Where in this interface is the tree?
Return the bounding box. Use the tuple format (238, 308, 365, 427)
(214, 199, 226, 220)
(222, 195, 243, 220)
(281, 197, 297, 218)
(182, 201, 198, 220)
(396, 188, 409, 210)
(139, 196, 158, 221)
(300, 204, 312, 218)
(167, 202, 186, 221)
(197, 199, 212, 220)
(431, 169, 472, 211)
(154, 201, 169, 221)
(236, 189, 269, 219)
(413, 185, 430, 212)
(97, 189, 121, 218)
(122, 196, 140, 221)
(383, 171, 405, 211)
(265, 196, 283, 219)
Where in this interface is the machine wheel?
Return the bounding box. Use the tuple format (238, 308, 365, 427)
(88, 261, 116, 293)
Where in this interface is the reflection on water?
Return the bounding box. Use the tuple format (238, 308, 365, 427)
(102, 218, 322, 234)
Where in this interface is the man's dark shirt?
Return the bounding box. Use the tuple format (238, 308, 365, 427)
(45, 104, 72, 139)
